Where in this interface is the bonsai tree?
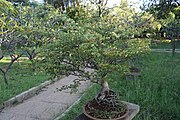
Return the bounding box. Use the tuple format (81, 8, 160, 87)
(37, 2, 150, 119)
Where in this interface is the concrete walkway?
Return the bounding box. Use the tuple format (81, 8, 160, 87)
(0, 75, 90, 120)
(151, 49, 180, 53)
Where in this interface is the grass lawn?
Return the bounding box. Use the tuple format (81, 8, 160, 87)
(60, 52, 180, 120)
(0, 58, 50, 107)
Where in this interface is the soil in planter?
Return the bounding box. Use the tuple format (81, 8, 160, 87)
(84, 90, 128, 119)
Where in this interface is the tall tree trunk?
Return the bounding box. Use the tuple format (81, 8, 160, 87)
(0, 68, 8, 85)
(172, 39, 176, 56)
(3, 72, 8, 85)
(98, 0, 104, 17)
(0, 49, 3, 59)
(26, 50, 37, 71)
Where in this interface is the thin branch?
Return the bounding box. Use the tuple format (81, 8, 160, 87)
(6, 54, 23, 73)
(135, 15, 154, 28)
(0, 55, 4, 60)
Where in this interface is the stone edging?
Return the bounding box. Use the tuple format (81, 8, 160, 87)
(1, 77, 61, 109)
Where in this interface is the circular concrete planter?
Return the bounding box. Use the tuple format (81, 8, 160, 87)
(74, 101, 139, 120)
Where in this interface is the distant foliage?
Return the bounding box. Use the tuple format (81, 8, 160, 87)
(143, 0, 180, 56)
(0, 0, 69, 84)
(0, 0, 151, 85)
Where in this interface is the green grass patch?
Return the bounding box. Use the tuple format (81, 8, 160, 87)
(60, 52, 180, 120)
(0, 59, 50, 106)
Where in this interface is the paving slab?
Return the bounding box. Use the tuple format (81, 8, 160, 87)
(0, 75, 91, 120)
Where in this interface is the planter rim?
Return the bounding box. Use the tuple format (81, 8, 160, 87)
(83, 102, 129, 120)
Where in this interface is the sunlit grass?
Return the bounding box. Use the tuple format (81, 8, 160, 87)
(162, 40, 171, 43)
(150, 40, 180, 49)
(0, 57, 29, 63)
(0, 59, 11, 63)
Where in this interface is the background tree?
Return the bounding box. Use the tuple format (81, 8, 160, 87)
(44, 0, 80, 11)
(0, 0, 68, 84)
(6, 0, 29, 5)
(144, 0, 179, 19)
(0, 0, 24, 84)
(143, 0, 180, 55)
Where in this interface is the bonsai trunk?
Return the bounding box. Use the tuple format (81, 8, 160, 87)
(101, 80, 110, 94)
(85, 79, 128, 119)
